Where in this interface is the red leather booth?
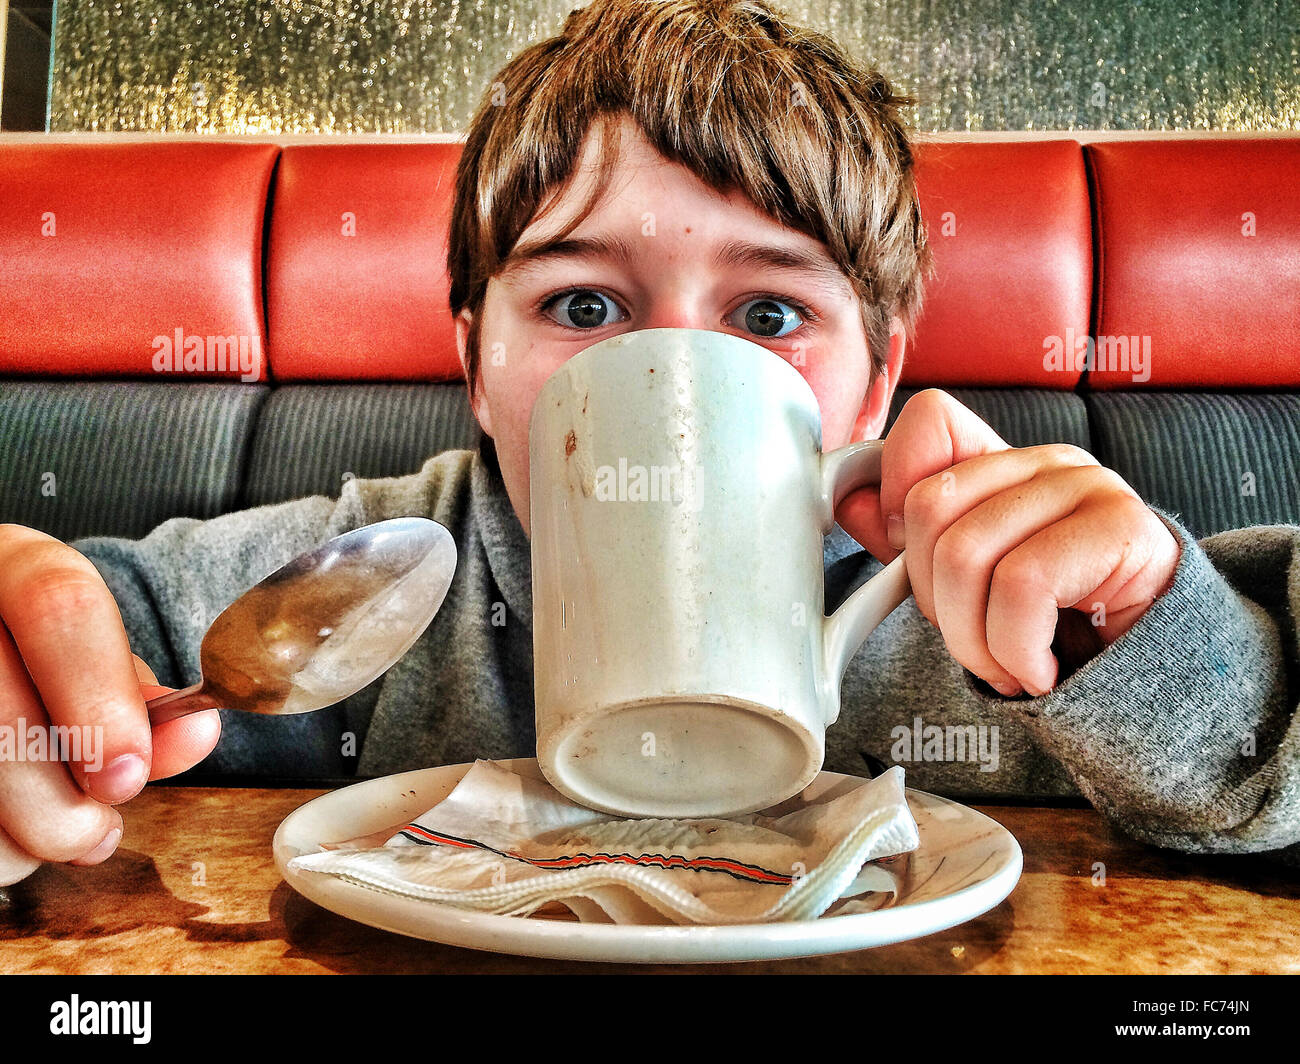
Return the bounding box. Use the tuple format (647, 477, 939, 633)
(1, 135, 1298, 541)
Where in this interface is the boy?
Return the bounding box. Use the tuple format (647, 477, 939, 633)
(0, 0, 1296, 886)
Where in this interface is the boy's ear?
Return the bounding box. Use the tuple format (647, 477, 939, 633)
(455, 308, 494, 438)
(851, 316, 906, 442)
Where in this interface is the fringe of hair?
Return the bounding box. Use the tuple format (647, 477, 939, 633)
(448, 0, 933, 403)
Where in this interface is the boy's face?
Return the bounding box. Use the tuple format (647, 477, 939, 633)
(456, 113, 905, 537)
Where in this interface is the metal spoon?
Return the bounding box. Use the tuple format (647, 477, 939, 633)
(145, 517, 457, 726)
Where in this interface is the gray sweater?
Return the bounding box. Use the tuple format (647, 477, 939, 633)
(72, 437, 1300, 867)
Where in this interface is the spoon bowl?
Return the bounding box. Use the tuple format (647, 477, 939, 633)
(146, 518, 457, 725)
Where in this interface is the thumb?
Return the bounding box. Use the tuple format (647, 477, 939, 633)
(877, 390, 1012, 525)
(130, 653, 159, 686)
(835, 484, 901, 564)
(132, 654, 220, 778)
(133, 652, 181, 711)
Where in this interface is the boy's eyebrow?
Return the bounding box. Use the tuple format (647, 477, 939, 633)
(497, 233, 852, 297)
(497, 234, 642, 284)
(712, 240, 853, 297)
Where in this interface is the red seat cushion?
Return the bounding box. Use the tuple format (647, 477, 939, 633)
(0, 142, 277, 380)
(266, 143, 463, 381)
(1088, 138, 1300, 389)
(905, 140, 1092, 388)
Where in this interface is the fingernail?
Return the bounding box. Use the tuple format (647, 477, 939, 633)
(992, 680, 1023, 697)
(886, 513, 905, 550)
(72, 827, 122, 866)
(88, 754, 148, 804)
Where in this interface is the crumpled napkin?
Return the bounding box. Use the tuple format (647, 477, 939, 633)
(288, 759, 919, 925)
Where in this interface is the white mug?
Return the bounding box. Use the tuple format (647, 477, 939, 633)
(530, 328, 910, 818)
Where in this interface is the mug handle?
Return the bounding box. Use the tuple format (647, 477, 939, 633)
(816, 439, 912, 719)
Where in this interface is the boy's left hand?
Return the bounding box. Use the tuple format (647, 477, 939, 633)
(837, 389, 1182, 698)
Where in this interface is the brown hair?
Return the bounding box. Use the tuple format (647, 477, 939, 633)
(448, 0, 931, 404)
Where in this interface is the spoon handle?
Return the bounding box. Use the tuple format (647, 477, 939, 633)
(146, 685, 224, 726)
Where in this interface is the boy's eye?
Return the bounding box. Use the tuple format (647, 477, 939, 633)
(730, 297, 806, 339)
(539, 289, 810, 338)
(542, 289, 628, 330)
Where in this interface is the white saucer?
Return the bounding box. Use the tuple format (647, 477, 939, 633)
(273, 757, 1022, 964)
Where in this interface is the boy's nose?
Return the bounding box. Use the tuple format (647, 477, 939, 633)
(638, 303, 716, 334)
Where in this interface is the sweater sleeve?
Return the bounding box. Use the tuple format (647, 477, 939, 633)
(960, 506, 1300, 868)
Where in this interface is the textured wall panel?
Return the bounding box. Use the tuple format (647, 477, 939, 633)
(48, 0, 1299, 133)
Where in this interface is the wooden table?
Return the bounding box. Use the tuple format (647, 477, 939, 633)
(1, 783, 1296, 974)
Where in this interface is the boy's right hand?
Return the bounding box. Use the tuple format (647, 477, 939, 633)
(0, 525, 222, 886)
